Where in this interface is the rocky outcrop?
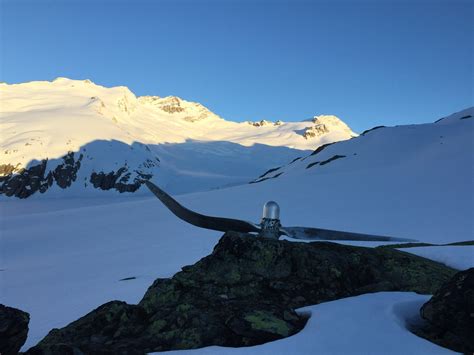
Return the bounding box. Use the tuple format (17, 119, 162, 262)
(0, 152, 82, 198)
(90, 167, 151, 193)
(51, 152, 83, 189)
(27, 232, 456, 354)
(138, 95, 217, 122)
(0, 304, 30, 355)
(0, 150, 154, 197)
(0, 163, 21, 176)
(361, 125, 386, 136)
(302, 124, 329, 139)
(413, 268, 474, 353)
(306, 154, 346, 169)
(247, 120, 281, 127)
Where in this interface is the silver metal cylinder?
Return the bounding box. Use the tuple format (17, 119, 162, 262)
(262, 201, 280, 220)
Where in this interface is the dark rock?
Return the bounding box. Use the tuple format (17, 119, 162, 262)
(90, 167, 148, 193)
(28, 232, 456, 354)
(257, 167, 281, 179)
(0, 150, 151, 197)
(0, 304, 30, 355)
(250, 172, 283, 184)
(0, 152, 82, 198)
(361, 125, 386, 136)
(309, 142, 335, 156)
(52, 152, 83, 189)
(319, 154, 346, 166)
(306, 155, 346, 169)
(413, 268, 474, 353)
(27, 301, 148, 354)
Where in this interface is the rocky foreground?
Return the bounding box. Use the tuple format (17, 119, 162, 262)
(15, 232, 461, 354)
(414, 268, 474, 353)
(0, 305, 30, 355)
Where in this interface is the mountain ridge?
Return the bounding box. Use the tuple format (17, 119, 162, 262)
(0, 78, 356, 197)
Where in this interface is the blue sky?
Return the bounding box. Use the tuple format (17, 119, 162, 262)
(1, 0, 472, 131)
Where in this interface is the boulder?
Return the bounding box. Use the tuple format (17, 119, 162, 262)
(414, 268, 474, 353)
(28, 232, 457, 354)
(0, 304, 30, 355)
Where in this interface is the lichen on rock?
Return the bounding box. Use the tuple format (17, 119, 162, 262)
(27, 232, 457, 354)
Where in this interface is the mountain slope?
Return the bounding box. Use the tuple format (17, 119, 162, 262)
(178, 107, 474, 244)
(0, 78, 356, 197)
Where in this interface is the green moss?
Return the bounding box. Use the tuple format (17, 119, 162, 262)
(244, 311, 290, 337)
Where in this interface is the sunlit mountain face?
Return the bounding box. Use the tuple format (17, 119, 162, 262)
(0, 78, 357, 197)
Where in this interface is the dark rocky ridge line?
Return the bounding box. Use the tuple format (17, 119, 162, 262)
(26, 232, 456, 354)
(360, 125, 386, 136)
(0, 152, 83, 199)
(250, 172, 283, 184)
(306, 154, 347, 169)
(0, 150, 154, 198)
(90, 167, 151, 193)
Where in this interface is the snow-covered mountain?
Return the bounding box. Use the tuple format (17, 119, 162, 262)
(0, 78, 356, 197)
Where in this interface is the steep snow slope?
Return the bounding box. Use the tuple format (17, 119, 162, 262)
(0, 78, 356, 197)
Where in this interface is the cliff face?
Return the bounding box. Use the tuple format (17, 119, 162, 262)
(27, 232, 455, 354)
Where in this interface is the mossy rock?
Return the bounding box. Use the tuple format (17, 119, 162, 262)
(28, 232, 456, 354)
(412, 268, 474, 353)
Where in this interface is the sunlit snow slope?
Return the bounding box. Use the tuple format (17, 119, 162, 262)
(0, 78, 356, 197)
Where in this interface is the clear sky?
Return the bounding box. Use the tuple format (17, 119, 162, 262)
(1, 0, 472, 131)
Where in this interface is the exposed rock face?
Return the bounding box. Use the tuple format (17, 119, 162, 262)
(90, 167, 151, 193)
(303, 124, 329, 139)
(0, 151, 153, 197)
(138, 95, 218, 122)
(300, 115, 356, 140)
(247, 120, 281, 127)
(0, 304, 30, 355)
(27, 232, 456, 354)
(51, 152, 83, 189)
(0, 152, 83, 198)
(413, 268, 474, 353)
(0, 163, 21, 176)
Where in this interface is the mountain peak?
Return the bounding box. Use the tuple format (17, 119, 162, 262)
(300, 115, 357, 139)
